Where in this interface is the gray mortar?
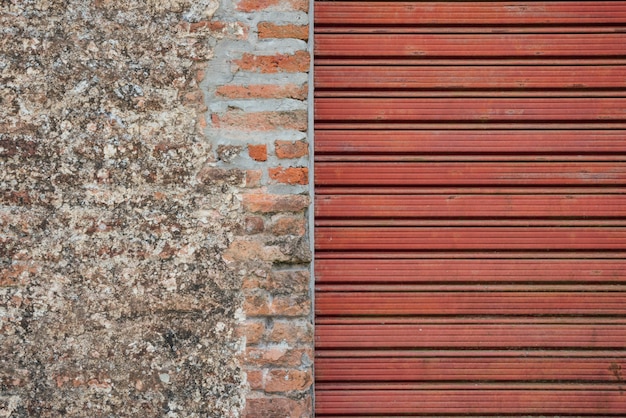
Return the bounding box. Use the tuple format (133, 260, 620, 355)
(202, 4, 310, 195)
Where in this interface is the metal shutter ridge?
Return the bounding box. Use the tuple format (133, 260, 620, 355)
(313, 1, 626, 415)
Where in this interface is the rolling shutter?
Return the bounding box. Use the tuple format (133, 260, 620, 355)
(314, 1, 626, 415)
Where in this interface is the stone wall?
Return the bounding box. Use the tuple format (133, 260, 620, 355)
(1, 0, 312, 416)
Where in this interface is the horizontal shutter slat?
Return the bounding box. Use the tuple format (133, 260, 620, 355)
(316, 2, 626, 26)
(316, 162, 626, 186)
(315, 227, 626, 251)
(315, 34, 626, 58)
(316, 357, 626, 382)
(315, 259, 626, 284)
(316, 66, 626, 92)
(316, 324, 626, 348)
(315, 98, 626, 122)
(316, 292, 626, 316)
(315, 130, 626, 155)
(316, 388, 626, 415)
(316, 194, 626, 218)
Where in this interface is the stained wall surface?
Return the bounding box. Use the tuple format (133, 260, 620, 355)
(0, 0, 312, 416)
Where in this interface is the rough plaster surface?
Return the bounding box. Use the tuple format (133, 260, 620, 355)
(0, 1, 246, 416)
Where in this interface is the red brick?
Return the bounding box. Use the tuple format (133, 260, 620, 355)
(216, 84, 307, 100)
(275, 139, 308, 159)
(242, 397, 311, 418)
(272, 295, 310, 316)
(258, 23, 309, 40)
(242, 275, 262, 291)
(264, 369, 312, 393)
(234, 51, 310, 73)
(212, 110, 307, 131)
(243, 269, 309, 294)
(268, 320, 313, 345)
(245, 346, 313, 368)
(236, 0, 308, 12)
(237, 319, 266, 345)
(245, 169, 262, 188)
(243, 194, 309, 213)
(184, 21, 248, 39)
(244, 293, 272, 316)
(269, 269, 310, 294)
(244, 293, 310, 317)
(246, 369, 265, 390)
(269, 167, 308, 185)
(270, 216, 306, 236)
(248, 144, 267, 161)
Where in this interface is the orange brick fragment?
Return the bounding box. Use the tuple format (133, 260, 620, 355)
(248, 144, 268, 161)
(275, 140, 308, 159)
(243, 194, 309, 213)
(269, 167, 308, 185)
(236, 0, 308, 12)
(270, 216, 306, 236)
(264, 369, 312, 392)
(212, 110, 307, 131)
(234, 51, 310, 73)
(216, 84, 307, 100)
(258, 23, 309, 40)
(236, 319, 266, 345)
(267, 319, 313, 345)
(246, 346, 313, 367)
(244, 293, 310, 317)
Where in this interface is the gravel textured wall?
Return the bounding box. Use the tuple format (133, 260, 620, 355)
(0, 1, 252, 416)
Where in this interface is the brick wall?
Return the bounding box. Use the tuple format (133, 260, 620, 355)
(203, 0, 314, 414)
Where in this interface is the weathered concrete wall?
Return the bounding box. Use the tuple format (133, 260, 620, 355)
(0, 0, 312, 416)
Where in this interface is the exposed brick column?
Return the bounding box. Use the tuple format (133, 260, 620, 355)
(202, 0, 313, 415)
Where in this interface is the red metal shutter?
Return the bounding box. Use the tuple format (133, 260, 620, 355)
(314, 1, 626, 415)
